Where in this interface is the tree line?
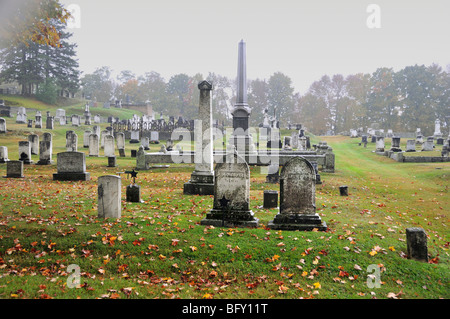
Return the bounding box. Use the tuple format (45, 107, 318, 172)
(0, 1, 448, 136)
(81, 64, 449, 137)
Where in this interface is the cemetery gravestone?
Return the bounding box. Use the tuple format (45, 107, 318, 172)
(405, 140, 416, 152)
(0, 118, 6, 133)
(98, 175, 121, 218)
(422, 138, 434, 151)
(18, 141, 33, 164)
(263, 190, 278, 208)
(37, 133, 53, 165)
(5, 160, 24, 178)
(88, 134, 99, 157)
(406, 228, 428, 262)
(66, 131, 78, 152)
(53, 151, 90, 181)
(390, 137, 401, 152)
(116, 132, 126, 157)
(46, 116, 54, 129)
(201, 152, 259, 228)
(375, 136, 385, 152)
(0, 146, 9, 163)
(28, 134, 39, 155)
(83, 130, 92, 148)
(104, 135, 115, 157)
(268, 156, 327, 231)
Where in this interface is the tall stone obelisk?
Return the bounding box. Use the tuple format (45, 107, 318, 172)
(229, 40, 255, 154)
(183, 81, 215, 195)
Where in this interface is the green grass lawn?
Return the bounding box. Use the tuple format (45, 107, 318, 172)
(0, 118, 449, 299)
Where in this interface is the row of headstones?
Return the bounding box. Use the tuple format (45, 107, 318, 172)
(0, 125, 147, 169)
(365, 136, 450, 154)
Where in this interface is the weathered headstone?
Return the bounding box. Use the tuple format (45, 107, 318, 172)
(36, 132, 53, 165)
(71, 115, 80, 127)
(263, 190, 278, 208)
(339, 185, 349, 196)
(116, 132, 125, 157)
(28, 134, 39, 155)
(35, 113, 42, 128)
(141, 136, 150, 150)
(0, 146, 9, 163)
(268, 156, 327, 231)
(101, 130, 109, 148)
(104, 135, 115, 157)
(375, 136, 385, 152)
(83, 130, 92, 148)
(433, 119, 442, 138)
(88, 134, 99, 157)
(46, 116, 54, 129)
(5, 160, 24, 178)
(53, 151, 90, 181)
(390, 136, 401, 152)
(201, 152, 259, 227)
(406, 227, 428, 262)
(98, 175, 121, 218)
(421, 139, 434, 151)
(150, 131, 159, 143)
(18, 141, 33, 164)
(405, 140, 416, 152)
(66, 131, 78, 152)
(107, 156, 117, 167)
(0, 118, 5, 133)
(130, 130, 140, 143)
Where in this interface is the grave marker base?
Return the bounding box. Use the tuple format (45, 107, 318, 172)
(201, 209, 259, 228)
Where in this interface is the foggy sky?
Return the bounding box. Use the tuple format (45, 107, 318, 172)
(59, 0, 449, 94)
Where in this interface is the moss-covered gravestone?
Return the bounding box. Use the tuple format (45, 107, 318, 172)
(268, 156, 327, 231)
(201, 151, 258, 228)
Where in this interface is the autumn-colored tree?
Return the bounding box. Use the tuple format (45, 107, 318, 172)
(0, 0, 71, 49)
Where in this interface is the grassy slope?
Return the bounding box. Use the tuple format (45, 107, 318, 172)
(0, 105, 448, 299)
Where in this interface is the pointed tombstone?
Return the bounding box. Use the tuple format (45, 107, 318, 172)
(104, 135, 115, 157)
(37, 132, 53, 165)
(184, 81, 214, 195)
(268, 156, 327, 231)
(28, 134, 39, 155)
(229, 40, 255, 153)
(98, 175, 121, 219)
(89, 134, 99, 157)
(18, 141, 33, 164)
(201, 151, 259, 228)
